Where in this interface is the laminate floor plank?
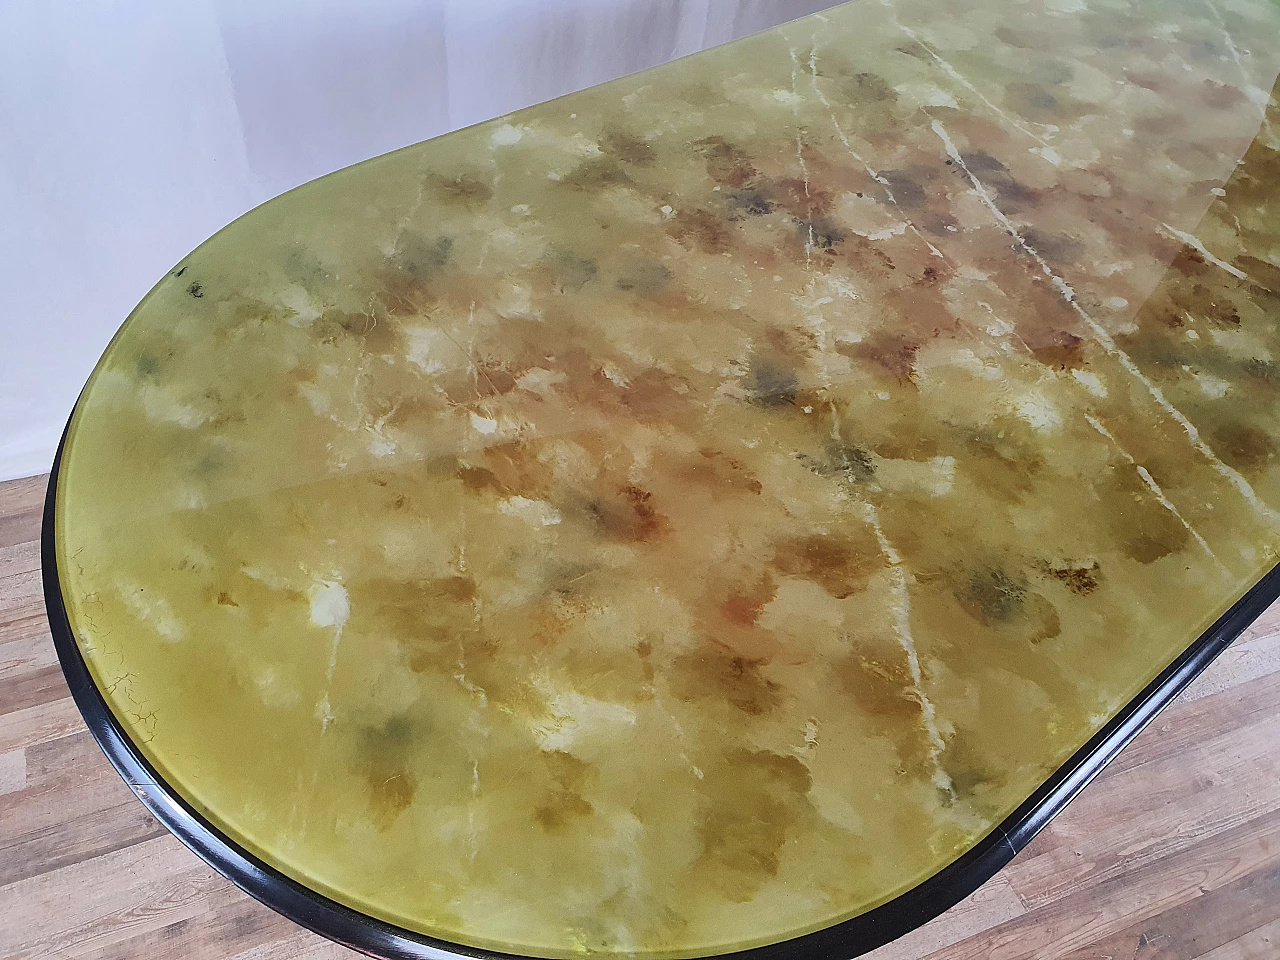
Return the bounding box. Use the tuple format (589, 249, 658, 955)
(1056, 862, 1280, 960)
(0, 796, 169, 887)
(1194, 915, 1280, 960)
(0, 629, 60, 679)
(927, 804, 1280, 960)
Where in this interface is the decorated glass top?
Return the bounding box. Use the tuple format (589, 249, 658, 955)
(54, 0, 1280, 956)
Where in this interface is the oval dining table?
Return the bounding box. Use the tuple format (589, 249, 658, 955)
(42, 0, 1280, 956)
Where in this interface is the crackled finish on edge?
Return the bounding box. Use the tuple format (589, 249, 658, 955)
(54, 0, 1280, 956)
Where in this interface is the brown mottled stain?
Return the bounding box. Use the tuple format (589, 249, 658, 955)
(206, 406, 247, 431)
(847, 70, 898, 103)
(360, 713, 421, 831)
(215, 591, 238, 607)
(546, 248, 599, 293)
(695, 750, 812, 901)
(1239, 256, 1280, 297)
(636, 289, 736, 328)
(770, 177, 835, 219)
(436, 575, 478, 602)
(673, 647, 782, 716)
(1022, 228, 1084, 263)
(458, 464, 505, 495)
(1027, 593, 1061, 642)
(1151, 300, 1187, 329)
(840, 332, 919, 385)
(895, 39, 932, 61)
(718, 574, 777, 627)
(1030, 330, 1086, 371)
(475, 364, 521, 398)
(668, 208, 736, 254)
(1124, 70, 1168, 93)
(1190, 284, 1241, 327)
(1047, 562, 1102, 595)
(533, 791, 593, 830)
(381, 273, 437, 317)
(431, 173, 493, 207)
(941, 732, 1009, 806)
(477, 441, 556, 499)
(765, 324, 817, 358)
(772, 530, 885, 600)
(880, 170, 926, 208)
(695, 136, 758, 187)
(1202, 79, 1249, 109)
(1099, 467, 1194, 564)
(1244, 357, 1280, 383)
(285, 364, 317, 384)
(833, 647, 944, 780)
(874, 419, 939, 462)
(588, 484, 668, 543)
(350, 575, 481, 678)
(380, 395, 441, 432)
(562, 157, 632, 190)
(617, 369, 690, 422)
(603, 130, 656, 167)
(1168, 139, 1230, 177)
(959, 151, 1039, 207)
(534, 751, 595, 831)
(745, 354, 800, 407)
(1135, 111, 1184, 136)
(1125, 534, 1185, 564)
(794, 217, 846, 251)
(1171, 246, 1210, 277)
(963, 569, 1027, 623)
(406, 647, 440, 674)
(636, 638, 655, 687)
(994, 25, 1036, 47)
(822, 438, 876, 484)
(314, 309, 402, 355)
(919, 262, 950, 285)
(615, 261, 673, 297)
(539, 345, 621, 404)
(1004, 82, 1089, 124)
(960, 569, 1061, 643)
(836, 654, 923, 727)
(840, 235, 900, 276)
(727, 188, 775, 217)
(1210, 421, 1276, 473)
(965, 426, 1046, 503)
(683, 448, 763, 495)
(391, 234, 453, 282)
(367, 768, 417, 831)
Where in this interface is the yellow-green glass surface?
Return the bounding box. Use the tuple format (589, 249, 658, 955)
(54, 0, 1280, 955)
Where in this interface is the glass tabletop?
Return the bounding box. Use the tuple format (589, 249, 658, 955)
(49, 0, 1280, 956)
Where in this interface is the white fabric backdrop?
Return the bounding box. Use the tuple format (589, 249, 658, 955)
(0, 0, 834, 481)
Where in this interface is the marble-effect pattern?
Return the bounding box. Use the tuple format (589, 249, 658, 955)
(54, 0, 1280, 956)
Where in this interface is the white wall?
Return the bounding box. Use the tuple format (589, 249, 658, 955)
(0, 0, 834, 481)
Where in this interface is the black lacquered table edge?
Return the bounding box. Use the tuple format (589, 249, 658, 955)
(42, 417, 1280, 960)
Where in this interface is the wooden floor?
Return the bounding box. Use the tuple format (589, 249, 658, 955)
(2, 474, 1278, 960)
